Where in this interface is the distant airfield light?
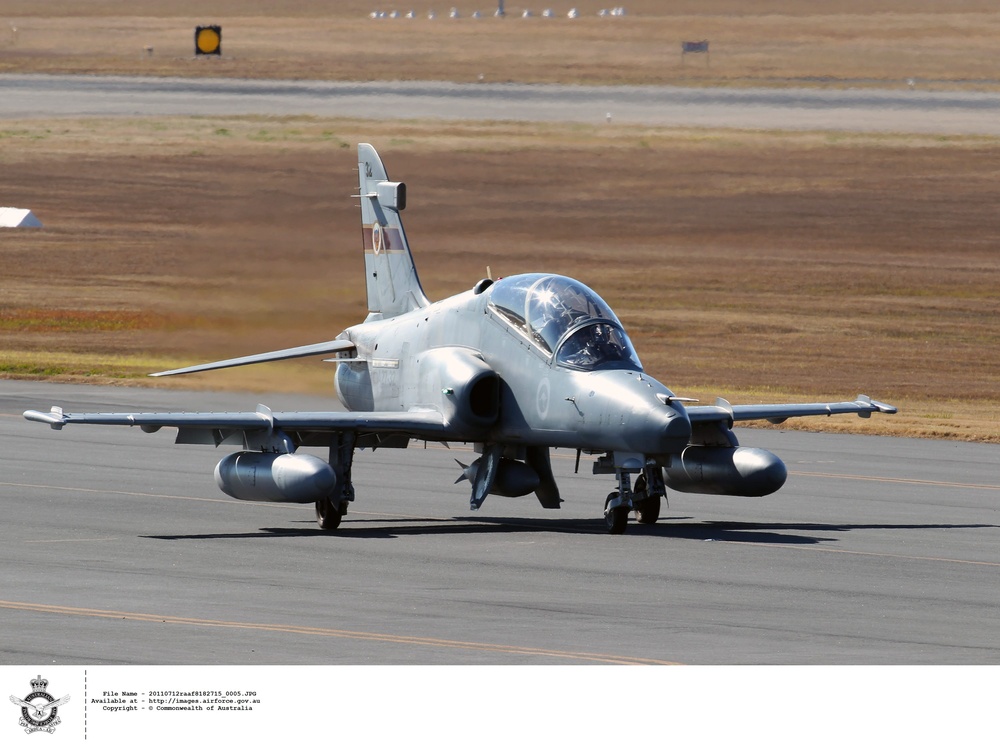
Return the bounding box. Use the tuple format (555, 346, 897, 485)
(194, 25, 222, 56)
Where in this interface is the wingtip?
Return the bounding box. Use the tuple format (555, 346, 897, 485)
(857, 394, 898, 415)
(24, 406, 67, 429)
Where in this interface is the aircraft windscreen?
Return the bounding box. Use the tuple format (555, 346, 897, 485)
(488, 274, 641, 370)
(556, 323, 640, 371)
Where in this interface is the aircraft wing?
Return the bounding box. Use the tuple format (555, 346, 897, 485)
(24, 406, 447, 447)
(685, 394, 897, 425)
(149, 339, 356, 377)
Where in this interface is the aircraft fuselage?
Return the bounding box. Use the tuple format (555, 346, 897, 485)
(335, 275, 692, 460)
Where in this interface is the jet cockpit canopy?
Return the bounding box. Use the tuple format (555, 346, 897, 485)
(488, 273, 642, 371)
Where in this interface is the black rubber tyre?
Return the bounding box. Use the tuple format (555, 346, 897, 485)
(604, 492, 629, 535)
(635, 496, 661, 524)
(632, 473, 660, 524)
(316, 498, 343, 530)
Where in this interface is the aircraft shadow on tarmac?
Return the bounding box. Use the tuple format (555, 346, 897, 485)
(140, 517, 996, 544)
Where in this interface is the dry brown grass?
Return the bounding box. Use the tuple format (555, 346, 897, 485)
(1, 117, 998, 441)
(2, 1, 998, 442)
(4, 1, 1000, 88)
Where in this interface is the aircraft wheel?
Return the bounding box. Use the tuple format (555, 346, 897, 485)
(635, 495, 661, 524)
(604, 492, 629, 535)
(316, 498, 343, 530)
(632, 473, 660, 524)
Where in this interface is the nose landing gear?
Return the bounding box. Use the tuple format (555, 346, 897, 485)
(602, 463, 667, 534)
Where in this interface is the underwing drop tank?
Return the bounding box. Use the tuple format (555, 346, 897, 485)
(215, 452, 337, 503)
(663, 446, 787, 497)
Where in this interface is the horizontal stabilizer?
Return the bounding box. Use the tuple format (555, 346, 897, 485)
(150, 339, 356, 377)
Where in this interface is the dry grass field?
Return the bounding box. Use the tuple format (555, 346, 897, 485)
(1, 1, 998, 442)
(2, 118, 998, 441)
(3, 1, 1000, 88)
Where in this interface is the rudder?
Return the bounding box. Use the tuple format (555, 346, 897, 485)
(358, 143, 429, 320)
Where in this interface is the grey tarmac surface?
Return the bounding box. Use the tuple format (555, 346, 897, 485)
(1, 380, 998, 665)
(5, 74, 1000, 134)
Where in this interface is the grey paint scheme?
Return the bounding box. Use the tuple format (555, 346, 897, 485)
(24, 144, 896, 533)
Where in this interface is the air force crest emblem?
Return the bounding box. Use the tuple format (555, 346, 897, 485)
(9, 675, 70, 734)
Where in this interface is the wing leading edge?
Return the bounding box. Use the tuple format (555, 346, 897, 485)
(149, 339, 356, 377)
(686, 394, 897, 425)
(24, 406, 447, 448)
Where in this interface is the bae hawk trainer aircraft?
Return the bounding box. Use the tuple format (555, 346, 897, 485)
(25, 144, 896, 534)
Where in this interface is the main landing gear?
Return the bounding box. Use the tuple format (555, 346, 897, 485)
(316, 433, 356, 531)
(316, 498, 346, 530)
(602, 463, 667, 535)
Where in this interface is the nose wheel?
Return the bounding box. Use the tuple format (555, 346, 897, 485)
(602, 466, 666, 533)
(632, 471, 664, 524)
(604, 492, 630, 534)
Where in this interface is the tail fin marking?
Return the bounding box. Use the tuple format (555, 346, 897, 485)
(358, 143, 429, 320)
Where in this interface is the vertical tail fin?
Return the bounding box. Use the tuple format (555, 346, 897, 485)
(358, 143, 430, 320)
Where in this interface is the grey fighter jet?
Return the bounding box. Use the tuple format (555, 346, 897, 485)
(25, 144, 896, 534)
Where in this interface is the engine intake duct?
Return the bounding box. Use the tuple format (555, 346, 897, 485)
(419, 347, 500, 435)
(663, 446, 787, 498)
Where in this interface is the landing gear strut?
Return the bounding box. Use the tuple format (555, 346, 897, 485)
(598, 456, 667, 534)
(316, 433, 356, 531)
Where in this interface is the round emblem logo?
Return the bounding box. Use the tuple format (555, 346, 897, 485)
(10, 676, 69, 734)
(536, 377, 550, 420)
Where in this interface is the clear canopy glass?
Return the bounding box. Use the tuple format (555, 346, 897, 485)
(488, 274, 641, 371)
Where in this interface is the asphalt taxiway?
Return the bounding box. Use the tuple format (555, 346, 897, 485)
(1, 380, 997, 664)
(5, 74, 1000, 134)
